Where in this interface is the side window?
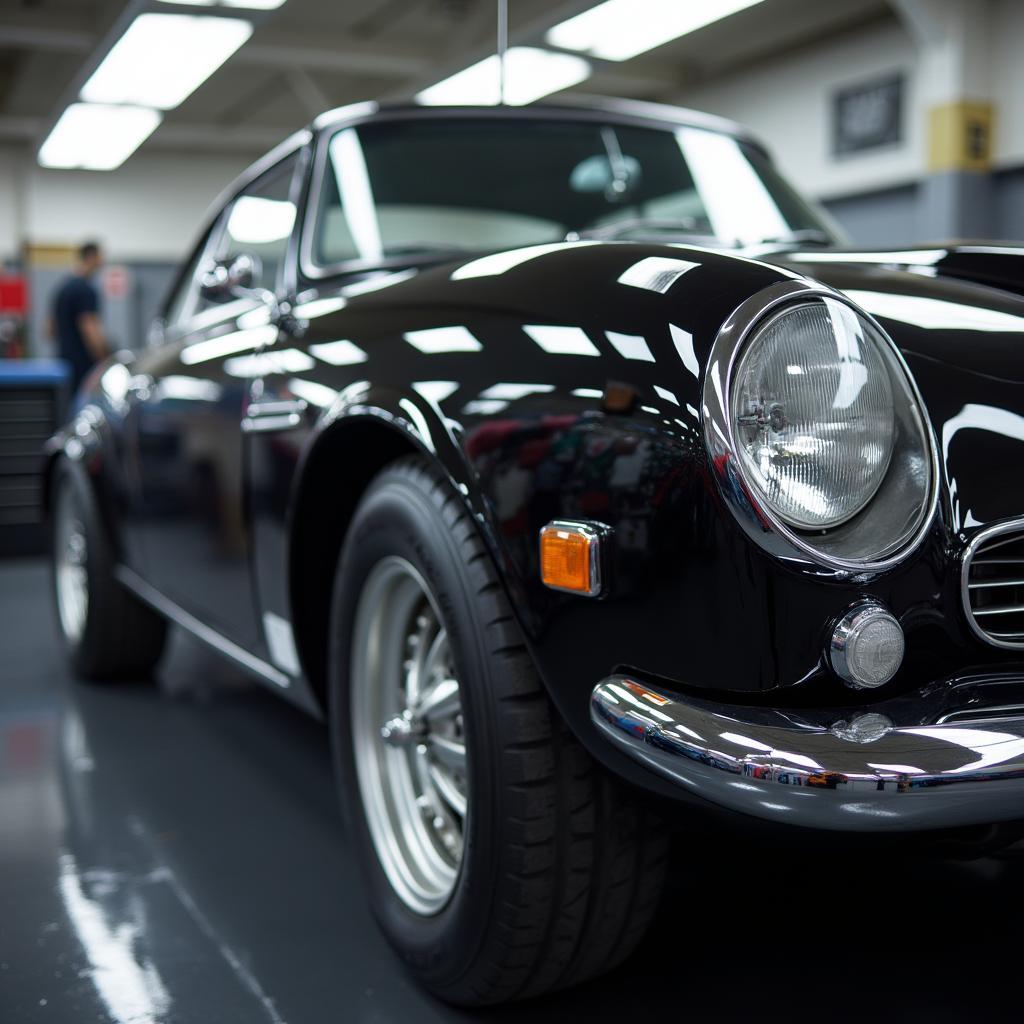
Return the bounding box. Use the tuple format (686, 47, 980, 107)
(163, 241, 210, 330)
(199, 154, 299, 314)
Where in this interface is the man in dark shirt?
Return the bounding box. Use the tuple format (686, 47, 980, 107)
(52, 241, 109, 391)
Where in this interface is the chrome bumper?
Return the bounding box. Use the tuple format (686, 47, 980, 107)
(591, 674, 1024, 831)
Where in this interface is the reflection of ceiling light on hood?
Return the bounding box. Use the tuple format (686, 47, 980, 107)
(605, 331, 654, 362)
(225, 348, 313, 378)
(479, 383, 555, 400)
(617, 256, 699, 294)
(547, 0, 765, 61)
(293, 297, 348, 320)
(181, 325, 278, 365)
(844, 290, 1024, 333)
(523, 325, 600, 356)
(404, 326, 482, 353)
(287, 379, 338, 409)
(463, 399, 509, 415)
(81, 14, 252, 110)
(413, 381, 460, 405)
(416, 47, 591, 106)
(309, 339, 368, 365)
(451, 242, 599, 280)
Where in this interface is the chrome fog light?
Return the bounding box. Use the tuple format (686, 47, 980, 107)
(830, 602, 904, 689)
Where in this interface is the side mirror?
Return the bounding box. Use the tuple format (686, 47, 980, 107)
(199, 252, 262, 304)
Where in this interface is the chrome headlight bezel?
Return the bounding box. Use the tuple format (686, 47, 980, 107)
(702, 280, 939, 575)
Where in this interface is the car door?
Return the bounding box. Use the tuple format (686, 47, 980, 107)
(126, 151, 302, 649)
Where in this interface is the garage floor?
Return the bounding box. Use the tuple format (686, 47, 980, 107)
(2, 557, 1022, 1022)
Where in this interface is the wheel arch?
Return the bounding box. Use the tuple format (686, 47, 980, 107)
(287, 396, 503, 713)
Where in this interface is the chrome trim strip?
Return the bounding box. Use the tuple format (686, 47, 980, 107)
(961, 515, 1024, 650)
(246, 398, 308, 418)
(701, 280, 940, 577)
(115, 566, 290, 689)
(241, 412, 301, 433)
(592, 674, 1024, 831)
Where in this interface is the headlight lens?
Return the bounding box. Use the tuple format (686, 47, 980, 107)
(725, 295, 933, 566)
(731, 301, 894, 529)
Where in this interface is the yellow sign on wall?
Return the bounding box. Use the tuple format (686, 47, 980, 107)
(928, 101, 995, 173)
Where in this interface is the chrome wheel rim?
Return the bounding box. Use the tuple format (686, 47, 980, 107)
(351, 556, 468, 915)
(55, 483, 88, 643)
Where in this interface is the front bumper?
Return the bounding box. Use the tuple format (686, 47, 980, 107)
(591, 673, 1024, 831)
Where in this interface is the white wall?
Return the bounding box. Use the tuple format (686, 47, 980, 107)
(674, 3, 1024, 203)
(0, 144, 253, 264)
(991, 0, 1024, 171)
(674, 19, 922, 201)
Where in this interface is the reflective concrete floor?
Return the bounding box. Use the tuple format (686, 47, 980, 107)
(3, 557, 1023, 1022)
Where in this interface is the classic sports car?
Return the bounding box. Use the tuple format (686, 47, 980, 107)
(47, 96, 1024, 1004)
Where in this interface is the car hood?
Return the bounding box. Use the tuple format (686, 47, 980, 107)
(768, 244, 1024, 530)
(768, 243, 1024, 383)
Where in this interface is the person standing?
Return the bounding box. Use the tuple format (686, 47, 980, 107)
(51, 241, 109, 391)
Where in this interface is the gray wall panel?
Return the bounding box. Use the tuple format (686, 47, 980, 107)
(994, 167, 1024, 243)
(821, 183, 920, 247)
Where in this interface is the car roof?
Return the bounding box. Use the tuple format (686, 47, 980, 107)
(209, 94, 768, 245)
(311, 95, 763, 151)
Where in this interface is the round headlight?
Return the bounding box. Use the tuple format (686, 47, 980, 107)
(716, 292, 934, 568)
(731, 301, 894, 529)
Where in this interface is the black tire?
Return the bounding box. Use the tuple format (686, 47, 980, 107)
(50, 460, 167, 680)
(329, 456, 668, 1006)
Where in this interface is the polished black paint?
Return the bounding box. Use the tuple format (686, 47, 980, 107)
(48, 104, 1024, 802)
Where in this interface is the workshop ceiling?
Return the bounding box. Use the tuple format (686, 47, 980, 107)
(0, 0, 893, 158)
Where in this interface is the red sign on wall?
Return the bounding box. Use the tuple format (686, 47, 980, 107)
(0, 275, 27, 314)
(103, 265, 130, 299)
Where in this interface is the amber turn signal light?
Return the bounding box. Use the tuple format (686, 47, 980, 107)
(539, 520, 605, 597)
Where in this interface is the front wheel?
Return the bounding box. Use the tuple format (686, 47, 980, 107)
(329, 457, 668, 1006)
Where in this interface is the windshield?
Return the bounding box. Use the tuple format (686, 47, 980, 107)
(311, 116, 839, 268)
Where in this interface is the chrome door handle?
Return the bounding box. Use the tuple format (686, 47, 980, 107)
(242, 398, 308, 433)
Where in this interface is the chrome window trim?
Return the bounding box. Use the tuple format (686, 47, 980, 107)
(960, 516, 1024, 650)
(701, 279, 940, 577)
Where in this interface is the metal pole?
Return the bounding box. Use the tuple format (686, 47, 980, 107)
(497, 0, 508, 104)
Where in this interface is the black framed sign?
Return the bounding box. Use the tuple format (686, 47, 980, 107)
(833, 73, 903, 156)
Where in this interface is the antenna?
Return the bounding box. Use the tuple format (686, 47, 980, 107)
(497, 0, 508, 104)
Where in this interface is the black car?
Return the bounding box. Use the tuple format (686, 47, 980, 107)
(47, 96, 1024, 1005)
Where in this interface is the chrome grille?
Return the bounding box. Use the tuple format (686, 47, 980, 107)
(963, 519, 1024, 648)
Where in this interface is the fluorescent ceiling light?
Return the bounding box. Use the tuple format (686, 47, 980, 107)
(416, 46, 590, 106)
(81, 14, 252, 110)
(157, 0, 286, 7)
(546, 0, 766, 61)
(39, 103, 161, 170)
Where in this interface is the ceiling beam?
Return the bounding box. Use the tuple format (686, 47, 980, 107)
(235, 43, 426, 78)
(380, 0, 616, 100)
(0, 26, 92, 53)
(0, 116, 282, 154)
